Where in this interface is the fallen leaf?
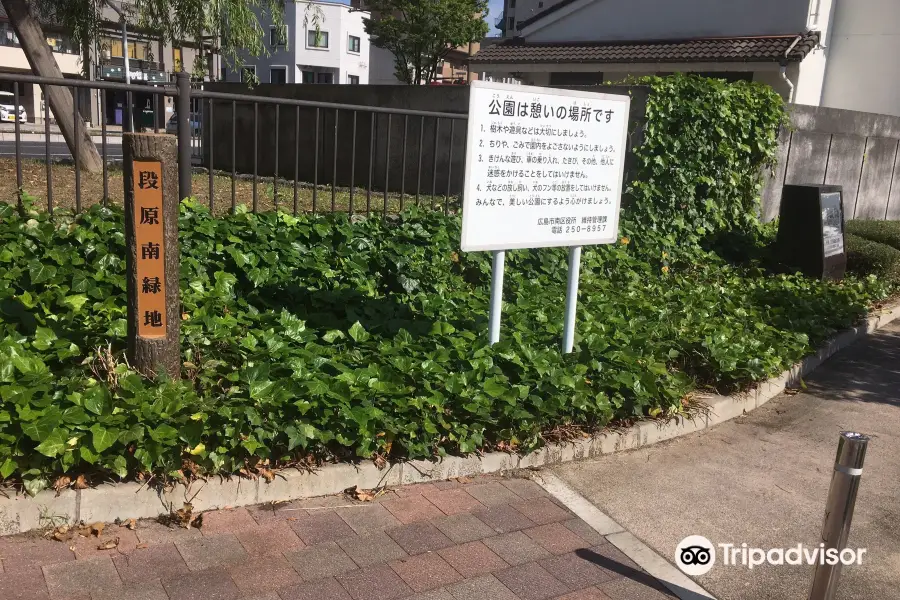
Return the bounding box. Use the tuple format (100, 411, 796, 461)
(97, 538, 119, 550)
(51, 524, 72, 542)
(123, 518, 137, 530)
(173, 503, 201, 529)
(344, 485, 376, 502)
(257, 468, 275, 483)
(453, 476, 472, 484)
(73, 475, 89, 489)
(136, 543, 148, 549)
(53, 476, 71, 496)
(90, 522, 105, 537)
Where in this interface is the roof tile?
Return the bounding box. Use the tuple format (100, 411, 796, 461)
(469, 32, 819, 65)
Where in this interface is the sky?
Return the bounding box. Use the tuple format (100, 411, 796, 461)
(487, 0, 503, 35)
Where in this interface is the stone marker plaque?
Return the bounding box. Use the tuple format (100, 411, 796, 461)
(776, 184, 847, 280)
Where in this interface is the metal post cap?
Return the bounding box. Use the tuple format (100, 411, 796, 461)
(835, 431, 868, 472)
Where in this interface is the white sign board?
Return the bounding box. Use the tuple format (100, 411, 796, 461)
(461, 81, 631, 252)
(821, 192, 844, 258)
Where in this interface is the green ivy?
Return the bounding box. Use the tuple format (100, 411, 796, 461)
(624, 74, 786, 247)
(0, 197, 890, 494)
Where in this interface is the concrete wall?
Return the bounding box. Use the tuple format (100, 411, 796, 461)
(524, 0, 811, 42)
(820, 0, 900, 117)
(203, 83, 648, 200)
(761, 103, 900, 221)
(204, 83, 471, 197)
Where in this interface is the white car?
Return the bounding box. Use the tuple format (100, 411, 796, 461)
(0, 91, 27, 123)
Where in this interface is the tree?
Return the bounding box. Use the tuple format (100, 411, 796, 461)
(1, 0, 289, 174)
(361, 0, 489, 85)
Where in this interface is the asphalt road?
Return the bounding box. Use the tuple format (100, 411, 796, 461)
(0, 140, 124, 159)
(0, 140, 124, 160)
(552, 321, 900, 600)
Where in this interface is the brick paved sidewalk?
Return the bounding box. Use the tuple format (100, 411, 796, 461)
(0, 474, 676, 600)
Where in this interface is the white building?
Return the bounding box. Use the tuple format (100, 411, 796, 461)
(229, 0, 370, 85)
(478, 0, 900, 117)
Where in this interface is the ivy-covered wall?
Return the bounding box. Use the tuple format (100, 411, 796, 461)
(617, 74, 786, 247)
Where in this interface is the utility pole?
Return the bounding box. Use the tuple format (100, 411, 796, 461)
(105, 0, 133, 132)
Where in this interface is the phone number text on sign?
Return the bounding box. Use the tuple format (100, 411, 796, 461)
(461, 81, 630, 251)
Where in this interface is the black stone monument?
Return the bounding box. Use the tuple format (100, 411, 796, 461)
(775, 184, 847, 280)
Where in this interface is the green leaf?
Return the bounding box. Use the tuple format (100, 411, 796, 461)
(28, 261, 57, 284)
(61, 294, 89, 311)
(348, 321, 370, 343)
(110, 455, 128, 478)
(0, 458, 16, 479)
(279, 310, 309, 342)
(23, 476, 48, 497)
(323, 330, 345, 344)
(90, 424, 117, 453)
(32, 327, 58, 351)
(35, 429, 68, 457)
(82, 386, 109, 416)
(483, 377, 507, 399)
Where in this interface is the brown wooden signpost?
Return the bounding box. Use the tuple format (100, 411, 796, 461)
(124, 134, 180, 378)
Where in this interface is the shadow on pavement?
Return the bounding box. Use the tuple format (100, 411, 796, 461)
(803, 326, 900, 407)
(575, 548, 713, 600)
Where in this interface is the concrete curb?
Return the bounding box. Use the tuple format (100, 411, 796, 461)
(1, 302, 897, 535)
(530, 471, 717, 600)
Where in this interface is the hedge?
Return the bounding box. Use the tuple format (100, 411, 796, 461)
(846, 220, 900, 251)
(845, 232, 900, 286)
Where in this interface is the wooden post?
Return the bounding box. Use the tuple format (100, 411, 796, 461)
(124, 133, 181, 379)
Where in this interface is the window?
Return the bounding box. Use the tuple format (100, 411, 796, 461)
(241, 65, 256, 83)
(302, 70, 315, 83)
(173, 47, 182, 72)
(316, 72, 333, 84)
(270, 26, 286, 46)
(0, 23, 19, 47)
(102, 37, 149, 60)
(538, 1, 543, 6)
(348, 74, 360, 84)
(270, 66, 287, 84)
(509, 0, 516, 7)
(348, 35, 361, 54)
(307, 30, 329, 48)
(507, 17, 514, 31)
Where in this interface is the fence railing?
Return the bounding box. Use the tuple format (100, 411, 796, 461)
(0, 71, 467, 218)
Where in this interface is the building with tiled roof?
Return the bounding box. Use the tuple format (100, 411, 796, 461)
(476, 0, 900, 117)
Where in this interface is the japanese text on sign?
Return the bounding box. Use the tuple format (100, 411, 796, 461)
(461, 81, 630, 251)
(133, 161, 166, 338)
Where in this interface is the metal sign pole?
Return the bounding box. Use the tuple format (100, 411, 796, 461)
(488, 249, 506, 345)
(809, 431, 869, 600)
(562, 246, 582, 353)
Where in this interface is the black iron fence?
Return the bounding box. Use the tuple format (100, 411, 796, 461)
(0, 71, 467, 218)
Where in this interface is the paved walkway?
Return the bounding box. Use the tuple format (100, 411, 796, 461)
(0, 474, 675, 600)
(552, 322, 900, 600)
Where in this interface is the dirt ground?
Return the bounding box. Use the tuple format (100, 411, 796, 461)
(1, 158, 454, 217)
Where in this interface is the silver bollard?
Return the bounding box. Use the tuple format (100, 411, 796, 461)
(808, 431, 869, 600)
